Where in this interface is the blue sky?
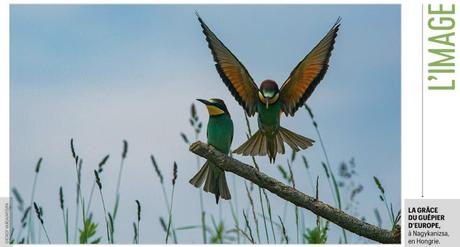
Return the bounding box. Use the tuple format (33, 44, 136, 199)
(10, 5, 400, 244)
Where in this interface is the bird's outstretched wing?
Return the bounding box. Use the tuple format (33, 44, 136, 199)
(197, 14, 259, 116)
(279, 18, 341, 116)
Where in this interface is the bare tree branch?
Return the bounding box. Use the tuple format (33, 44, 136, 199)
(189, 141, 400, 244)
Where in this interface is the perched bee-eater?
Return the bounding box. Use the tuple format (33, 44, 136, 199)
(189, 98, 233, 203)
(197, 15, 340, 163)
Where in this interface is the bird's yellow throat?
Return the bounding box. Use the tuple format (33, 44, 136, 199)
(206, 105, 225, 116)
(258, 91, 279, 107)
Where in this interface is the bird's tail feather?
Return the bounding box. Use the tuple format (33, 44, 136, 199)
(189, 161, 231, 204)
(233, 127, 314, 163)
(189, 161, 209, 187)
(217, 173, 231, 202)
(278, 127, 315, 151)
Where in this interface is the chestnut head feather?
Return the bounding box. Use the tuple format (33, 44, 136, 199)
(258, 80, 280, 108)
(259, 79, 279, 98)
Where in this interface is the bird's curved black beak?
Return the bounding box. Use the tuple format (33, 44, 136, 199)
(197, 98, 211, 105)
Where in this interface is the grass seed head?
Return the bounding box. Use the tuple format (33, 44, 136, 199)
(12, 188, 24, 207)
(59, 186, 64, 210)
(122, 140, 128, 159)
(150, 155, 164, 184)
(70, 138, 76, 159)
(302, 156, 309, 169)
(33, 202, 43, 224)
(291, 151, 297, 162)
(135, 200, 141, 222)
(351, 185, 363, 201)
(321, 162, 330, 178)
(373, 176, 385, 194)
(94, 170, 102, 190)
(191, 103, 198, 121)
(35, 157, 43, 173)
(339, 162, 352, 178)
(277, 165, 290, 183)
(374, 208, 382, 227)
(159, 217, 167, 232)
(172, 162, 178, 185)
(133, 222, 138, 240)
(21, 207, 31, 224)
(98, 155, 110, 173)
(180, 133, 190, 144)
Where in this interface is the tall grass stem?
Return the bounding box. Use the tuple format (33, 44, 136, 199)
(165, 163, 177, 244)
(305, 105, 347, 243)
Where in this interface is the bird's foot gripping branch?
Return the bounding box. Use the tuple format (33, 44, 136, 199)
(189, 141, 401, 244)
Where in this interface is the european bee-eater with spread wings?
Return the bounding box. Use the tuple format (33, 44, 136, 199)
(197, 14, 340, 163)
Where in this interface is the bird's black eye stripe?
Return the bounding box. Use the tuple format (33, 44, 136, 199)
(209, 102, 221, 110)
(212, 103, 228, 113)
